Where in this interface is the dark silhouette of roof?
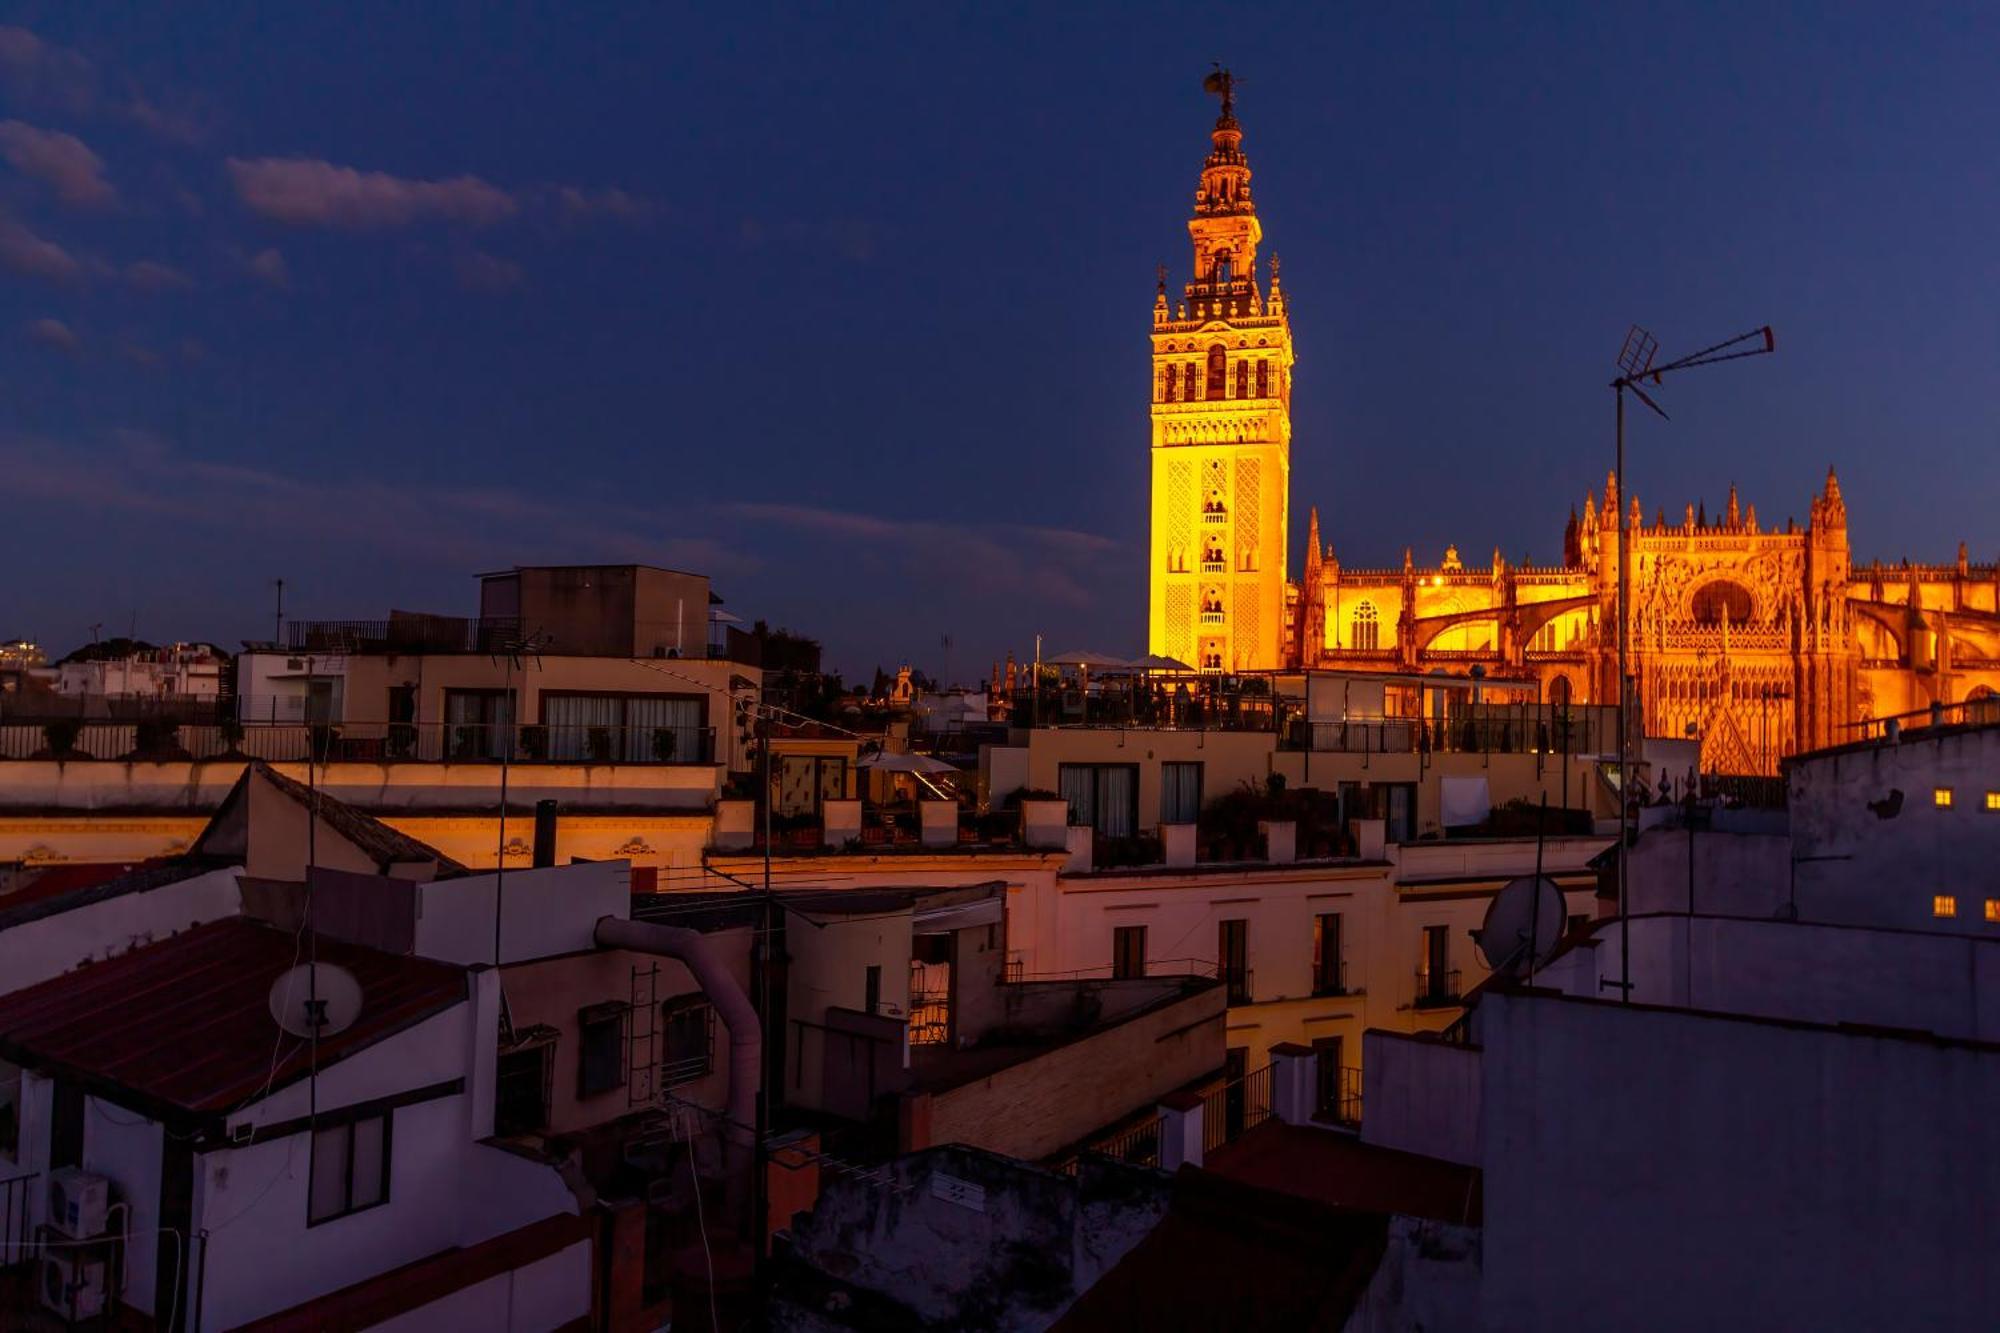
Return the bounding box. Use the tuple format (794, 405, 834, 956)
(0, 917, 467, 1124)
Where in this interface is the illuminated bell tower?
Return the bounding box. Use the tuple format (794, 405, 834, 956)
(1148, 70, 1293, 671)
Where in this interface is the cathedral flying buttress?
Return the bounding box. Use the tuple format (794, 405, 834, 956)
(1144, 74, 2000, 775)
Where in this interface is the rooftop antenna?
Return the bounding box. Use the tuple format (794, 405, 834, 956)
(490, 628, 551, 967)
(1606, 323, 1774, 1005)
(273, 578, 286, 647)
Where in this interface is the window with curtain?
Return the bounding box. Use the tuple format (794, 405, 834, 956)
(444, 689, 513, 760)
(1161, 762, 1202, 824)
(542, 693, 704, 762)
(1059, 764, 1137, 838)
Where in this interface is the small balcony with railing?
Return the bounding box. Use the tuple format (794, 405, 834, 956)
(1413, 966, 1463, 1009)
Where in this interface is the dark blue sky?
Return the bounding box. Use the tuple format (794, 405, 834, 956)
(3, 4, 1995, 681)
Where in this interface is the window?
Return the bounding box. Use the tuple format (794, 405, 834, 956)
(495, 1035, 555, 1136)
(1933, 895, 1957, 918)
(444, 688, 514, 760)
(1312, 914, 1345, 995)
(309, 1112, 390, 1224)
(864, 965, 882, 1015)
(1934, 787, 1954, 809)
(1255, 359, 1269, 397)
(1161, 762, 1203, 825)
(1987, 791, 2000, 811)
(577, 1002, 629, 1098)
(662, 995, 714, 1088)
(1161, 366, 1176, 402)
(1235, 361, 1248, 398)
(1219, 919, 1249, 1004)
(1183, 363, 1198, 400)
(1113, 925, 1147, 980)
(1985, 900, 2000, 924)
(1417, 925, 1454, 1004)
(1351, 602, 1380, 651)
(1312, 1036, 1347, 1120)
(1206, 345, 1227, 398)
(1059, 764, 1139, 838)
(1691, 581, 1755, 625)
(543, 692, 705, 764)
(775, 754, 848, 816)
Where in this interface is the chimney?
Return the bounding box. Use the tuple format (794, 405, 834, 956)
(533, 800, 559, 868)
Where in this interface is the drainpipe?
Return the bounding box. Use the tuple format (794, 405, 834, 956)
(594, 916, 760, 1150)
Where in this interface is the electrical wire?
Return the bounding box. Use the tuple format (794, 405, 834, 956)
(671, 1100, 720, 1333)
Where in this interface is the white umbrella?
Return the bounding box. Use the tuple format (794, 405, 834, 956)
(856, 751, 959, 775)
(1043, 649, 1132, 669)
(1129, 652, 1195, 672)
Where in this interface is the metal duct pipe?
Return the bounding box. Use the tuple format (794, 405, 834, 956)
(532, 799, 558, 869)
(594, 916, 760, 1147)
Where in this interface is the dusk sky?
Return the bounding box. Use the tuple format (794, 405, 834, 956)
(3, 4, 1996, 682)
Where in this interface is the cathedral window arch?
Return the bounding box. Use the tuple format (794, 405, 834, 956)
(1206, 345, 1227, 398)
(1183, 363, 1199, 401)
(1161, 365, 1176, 402)
(1255, 359, 1269, 397)
(1691, 580, 1755, 625)
(1235, 361, 1249, 398)
(1213, 250, 1233, 282)
(1351, 602, 1380, 652)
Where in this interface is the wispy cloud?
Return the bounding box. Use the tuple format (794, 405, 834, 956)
(126, 259, 193, 292)
(226, 156, 518, 228)
(240, 246, 289, 289)
(454, 250, 523, 293)
(728, 501, 1115, 609)
(0, 215, 81, 281)
(0, 119, 114, 207)
(0, 26, 95, 115)
(26, 316, 77, 353)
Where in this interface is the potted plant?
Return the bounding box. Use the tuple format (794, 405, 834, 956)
(131, 718, 189, 760)
(40, 718, 82, 759)
(586, 726, 615, 763)
(218, 716, 247, 756)
(651, 727, 678, 763)
(519, 724, 548, 760)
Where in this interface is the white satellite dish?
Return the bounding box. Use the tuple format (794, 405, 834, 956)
(267, 962, 364, 1039)
(1474, 875, 1566, 977)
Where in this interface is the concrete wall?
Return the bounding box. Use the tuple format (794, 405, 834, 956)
(409, 859, 630, 966)
(367, 1240, 592, 1333)
(775, 1147, 1169, 1333)
(500, 939, 746, 1134)
(1477, 987, 2000, 1331)
(1789, 725, 2000, 933)
(786, 910, 914, 1112)
(0, 865, 244, 995)
(1359, 1030, 1481, 1167)
(925, 985, 1224, 1161)
(85, 1096, 166, 1316)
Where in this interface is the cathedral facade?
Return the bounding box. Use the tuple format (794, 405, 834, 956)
(1148, 81, 2000, 774)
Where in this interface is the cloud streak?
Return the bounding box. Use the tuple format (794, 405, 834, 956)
(0, 215, 81, 281)
(226, 156, 519, 228)
(0, 119, 114, 207)
(26, 316, 77, 352)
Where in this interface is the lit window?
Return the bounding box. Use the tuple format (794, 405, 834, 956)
(1934, 787, 1954, 808)
(1986, 900, 2000, 924)
(1933, 895, 1958, 918)
(1985, 791, 2000, 811)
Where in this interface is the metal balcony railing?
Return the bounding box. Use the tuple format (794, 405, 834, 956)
(1202, 1062, 1274, 1154)
(1222, 965, 1253, 1006)
(286, 616, 522, 654)
(0, 720, 718, 765)
(1414, 967, 1462, 1009)
(1311, 959, 1350, 997)
(1317, 1065, 1363, 1127)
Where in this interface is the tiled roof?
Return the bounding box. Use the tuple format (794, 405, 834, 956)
(0, 917, 467, 1121)
(1201, 1120, 1483, 1226)
(201, 763, 467, 876)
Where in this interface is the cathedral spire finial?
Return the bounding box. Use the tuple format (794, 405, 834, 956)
(1203, 64, 1236, 121)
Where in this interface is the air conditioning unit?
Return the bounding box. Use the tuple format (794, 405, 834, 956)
(41, 1251, 110, 1320)
(47, 1168, 111, 1240)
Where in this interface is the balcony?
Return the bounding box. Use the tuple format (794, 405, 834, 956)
(286, 616, 521, 654)
(0, 719, 718, 765)
(1413, 968, 1462, 1009)
(1222, 965, 1253, 1007)
(1316, 1064, 1363, 1128)
(1202, 511, 1229, 525)
(1199, 610, 1225, 625)
(1311, 960, 1350, 998)
(1200, 561, 1227, 574)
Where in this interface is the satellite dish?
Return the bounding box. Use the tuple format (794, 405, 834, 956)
(268, 962, 364, 1039)
(1474, 875, 1566, 977)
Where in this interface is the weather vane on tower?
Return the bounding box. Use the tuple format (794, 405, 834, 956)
(1202, 64, 1236, 118)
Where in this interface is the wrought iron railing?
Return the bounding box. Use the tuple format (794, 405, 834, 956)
(0, 720, 718, 765)
(286, 616, 521, 653)
(1085, 1116, 1162, 1169)
(1311, 959, 1350, 997)
(1414, 967, 1462, 1008)
(1202, 1062, 1273, 1154)
(1319, 1065, 1363, 1127)
(1222, 966, 1254, 1007)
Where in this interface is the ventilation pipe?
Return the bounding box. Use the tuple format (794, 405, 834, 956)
(532, 800, 559, 869)
(594, 916, 760, 1152)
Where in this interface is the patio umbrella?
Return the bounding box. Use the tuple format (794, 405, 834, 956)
(1042, 649, 1132, 669)
(1129, 652, 1195, 672)
(855, 751, 959, 775)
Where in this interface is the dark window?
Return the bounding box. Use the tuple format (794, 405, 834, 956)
(1420, 925, 1451, 1003)
(1235, 361, 1248, 398)
(1255, 359, 1269, 397)
(496, 1038, 555, 1136)
(1183, 363, 1198, 400)
(309, 1112, 390, 1224)
(1206, 345, 1227, 398)
(542, 692, 706, 764)
(577, 1002, 628, 1099)
(1059, 764, 1139, 838)
(1161, 366, 1176, 402)
(1312, 1036, 1356, 1122)
(445, 689, 514, 760)
(1313, 914, 1345, 994)
(1113, 925, 1147, 980)
(1219, 919, 1249, 1004)
(864, 965, 882, 1015)
(662, 996, 714, 1088)
(1161, 762, 1203, 825)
